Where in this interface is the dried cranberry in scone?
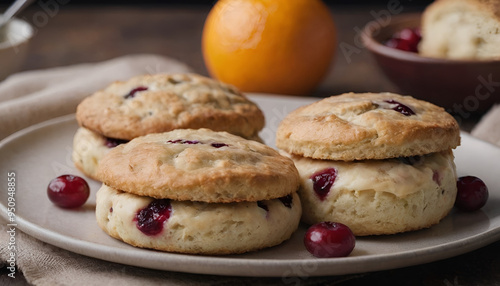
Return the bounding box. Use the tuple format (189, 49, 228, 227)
(135, 199, 172, 236)
(310, 168, 337, 201)
(123, 86, 148, 99)
(104, 137, 128, 148)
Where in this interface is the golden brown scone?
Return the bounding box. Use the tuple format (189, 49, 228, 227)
(97, 128, 300, 203)
(95, 128, 302, 254)
(96, 185, 301, 255)
(420, 0, 500, 59)
(76, 73, 265, 140)
(276, 92, 460, 161)
(287, 150, 457, 236)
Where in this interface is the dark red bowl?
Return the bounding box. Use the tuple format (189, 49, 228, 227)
(362, 13, 500, 115)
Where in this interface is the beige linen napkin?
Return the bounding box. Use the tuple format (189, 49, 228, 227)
(0, 55, 348, 286)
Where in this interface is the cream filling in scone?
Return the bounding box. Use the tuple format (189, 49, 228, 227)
(96, 184, 301, 255)
(289, 150, 457, 236)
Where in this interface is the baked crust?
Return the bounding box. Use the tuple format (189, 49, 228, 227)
(76, 73, 265, 140)
(276, 92, 460, 161)
(97, 128, 300, 203)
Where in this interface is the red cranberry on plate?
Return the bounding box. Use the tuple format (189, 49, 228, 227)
(47, 175, 90, 208)
(455, 176, 489, 212)
(304, 221, 355, 258)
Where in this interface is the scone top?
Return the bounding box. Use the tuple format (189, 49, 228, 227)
(276, 92, 460, 161)
(96, 129, 300, 203)
(76, 73, 265, 141)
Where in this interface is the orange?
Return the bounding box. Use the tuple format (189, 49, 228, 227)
(202, 0, 336, 96)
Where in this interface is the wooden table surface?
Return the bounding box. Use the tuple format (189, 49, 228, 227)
(3, 3, 499, 285)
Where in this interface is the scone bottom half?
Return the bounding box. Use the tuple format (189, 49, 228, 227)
(94, 128, 302, 255)
(96, 185, 301, 255)
(288, 149, 458, 236)
(276, 92, 461, 161)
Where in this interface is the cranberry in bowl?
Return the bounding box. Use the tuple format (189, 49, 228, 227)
(361, 13, 500, 115)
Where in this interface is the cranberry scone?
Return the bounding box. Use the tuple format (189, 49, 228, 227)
(95, 128, 301, 255)
(73, 73, 265, 180)
(276, 92, 461, 236)
(419, 0, 500, 59)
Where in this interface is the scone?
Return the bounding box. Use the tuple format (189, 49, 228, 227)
(276, 92, 461, 236)
(95, 128, 301, 255)
(419, 0, 500, 59)
(73, 73, 265, 180)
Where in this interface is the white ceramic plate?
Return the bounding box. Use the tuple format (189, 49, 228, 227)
(1, 94, 500, 277)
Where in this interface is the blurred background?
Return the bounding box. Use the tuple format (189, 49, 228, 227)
(0, 1, 435, 6)
(0, 0, 433, 96)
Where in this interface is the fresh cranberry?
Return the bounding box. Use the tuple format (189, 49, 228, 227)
(47, 175, 90, 208)
(104, 137, 128, 148)
(124, 86, 148, 99)
(384, 100, 415, 116)
(304, 222, 355, 258)
(455, 176, 489, 212)
(279, 194, 293, 208)
(310, 168, 337, 201)
(135, 199, 172, 236)
(384, 27, 421, 53)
